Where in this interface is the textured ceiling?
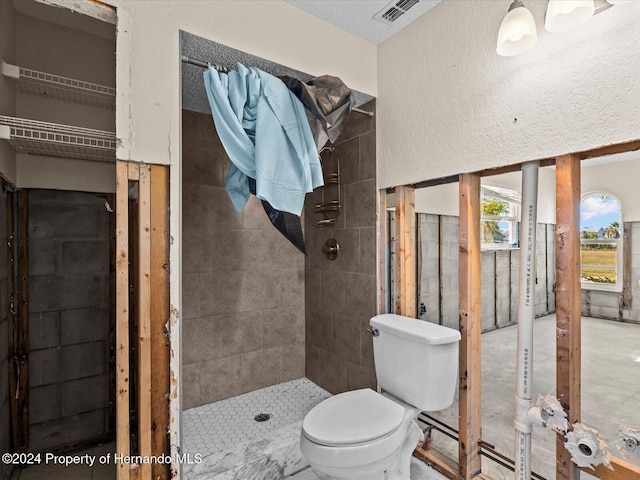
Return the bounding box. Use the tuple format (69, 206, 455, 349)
(181, 31, 374, 115)
(284, 0, 443, 44)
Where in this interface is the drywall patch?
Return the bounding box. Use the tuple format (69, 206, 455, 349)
(565, 423, 613, 470)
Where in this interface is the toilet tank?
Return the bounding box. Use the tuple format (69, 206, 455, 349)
(370, 314, 460, 411)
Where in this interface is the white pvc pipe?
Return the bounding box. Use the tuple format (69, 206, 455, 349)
(514, 161, 539, 480)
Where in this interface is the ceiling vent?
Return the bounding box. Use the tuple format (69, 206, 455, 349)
(374, 0, 421, 25)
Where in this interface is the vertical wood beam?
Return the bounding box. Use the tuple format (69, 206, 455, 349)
(137, 164, 152, 480)
(394, 186, 416, 317)
(149, 165, 170, 479)
(115, 161, 131, 480)
(458, 173, 482, 479)
(16, 190, 29, 451)
(555, 153, 581, 480)
(622, 222, 632, 309)
(6, 191, 20, 452)
(108, 193, 117, 434)
(438, 216, 444, 325)
(377, 189, 388, 314)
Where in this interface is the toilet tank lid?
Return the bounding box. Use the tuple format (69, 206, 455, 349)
(370, 314, 461, 345)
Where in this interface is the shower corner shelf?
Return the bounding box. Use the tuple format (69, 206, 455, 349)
(0, 115, 116, 163)
(2, 61, 115, 109)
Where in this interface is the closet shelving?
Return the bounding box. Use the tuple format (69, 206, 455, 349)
(1, 61, 116, 162)
(2, 61, 115, 108)
(0, 116, 116, 162)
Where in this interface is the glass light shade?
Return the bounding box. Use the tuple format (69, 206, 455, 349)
(545, 0, 595, 32)
(496, 3, 538, 57)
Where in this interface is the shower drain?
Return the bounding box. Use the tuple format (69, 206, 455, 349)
(254, 413, 271, 422)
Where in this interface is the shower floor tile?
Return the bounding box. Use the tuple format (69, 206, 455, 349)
(182, 377, 330, 455)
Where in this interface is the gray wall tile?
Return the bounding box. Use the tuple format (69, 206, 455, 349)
(304, 101, 378, 395)
(262, 306, 299, 349)
(279, 342, 305, 383)
(181, 363, 201, 410)
(182, 111, 306, 407)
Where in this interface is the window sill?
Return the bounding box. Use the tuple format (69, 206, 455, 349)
(481, 244, 519, 252)
(581, 282, 622, 294)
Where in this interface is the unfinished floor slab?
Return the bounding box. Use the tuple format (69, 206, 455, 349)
(426, 315, 640, 479)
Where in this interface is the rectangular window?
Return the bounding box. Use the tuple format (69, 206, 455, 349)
(580, 239, 620, 286)
(481, 186, 519, 250)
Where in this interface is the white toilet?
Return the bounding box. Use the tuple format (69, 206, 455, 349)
(300, 313, 461, 480)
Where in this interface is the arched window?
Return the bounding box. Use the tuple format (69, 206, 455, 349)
(580, 193, 622, 289)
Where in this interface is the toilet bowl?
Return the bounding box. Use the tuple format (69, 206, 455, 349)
(300, 314, 461, 480)
(300, 388, 423, 480)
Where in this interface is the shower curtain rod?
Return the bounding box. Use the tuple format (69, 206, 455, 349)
(181, 55, 374, 118)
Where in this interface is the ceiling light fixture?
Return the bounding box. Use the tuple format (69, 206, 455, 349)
(496, 0, 538, 57)
(545, 0, 595, 32)
(498, 0, 632, 57)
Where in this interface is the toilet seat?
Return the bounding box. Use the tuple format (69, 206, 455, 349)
(302, 388, 405, 446)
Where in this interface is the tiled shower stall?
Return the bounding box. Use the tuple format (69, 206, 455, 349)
(181, 99, 378, 410)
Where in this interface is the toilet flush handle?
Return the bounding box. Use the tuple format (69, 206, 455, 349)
(367, 326, 380, 337)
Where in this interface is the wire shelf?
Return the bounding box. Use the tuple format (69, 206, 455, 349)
(0, 115, 116, 163)
(2, 61, 115, 109)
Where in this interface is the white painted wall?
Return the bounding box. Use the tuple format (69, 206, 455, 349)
(105, 0, 377, 165)
(414, 167, 557, 223)
(0, 0, 16, 184)
(377, 0, 640, 189)
(415, 158, 640, 224)
(415, 183, 459, 216)
(16, 154, 115, 193)
(582, 158, 640, 222)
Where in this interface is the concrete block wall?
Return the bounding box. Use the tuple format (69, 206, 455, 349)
(305, 100, 378, 394)
(419, 215, 556, 332)
(440, 216, 460, 330)
(0, 190, 10, 477)
(181, 110, 306, 410)
(418, 214, 460, 329)
(28, 190, 111, 452)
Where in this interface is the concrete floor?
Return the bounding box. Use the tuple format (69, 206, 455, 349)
(426, 315, 640, 480)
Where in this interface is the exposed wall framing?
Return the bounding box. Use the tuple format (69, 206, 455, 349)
(108, 193, 117, 433)
(457, 174, 482, 479)
(622, 222, 632, 309)
(115, 161, 131, 480)
(394, 186, 416, 317)
(6, 190, 20, 452)
(115, 161, 171, 480)
(14, 190, 29, 451)
(149, 166, 170, 480)
(555, 154, 582, 480)
(388, 141, 640, 480)
(377, 189, 388, 314)
(583, 458, 640, 480)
